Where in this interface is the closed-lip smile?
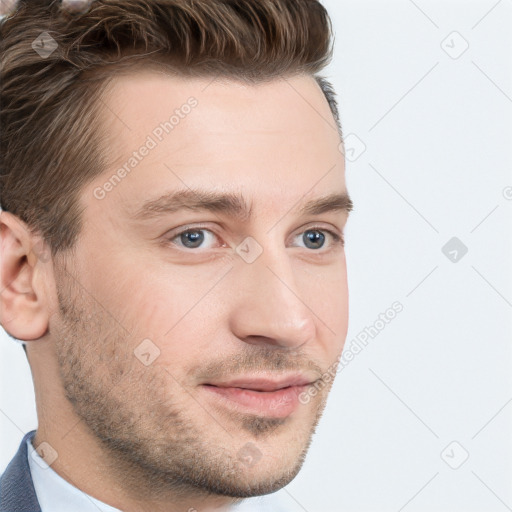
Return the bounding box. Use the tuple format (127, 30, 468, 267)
(201, 373, 319, 417)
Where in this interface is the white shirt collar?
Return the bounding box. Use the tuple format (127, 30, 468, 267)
(27, 437, 121, 512)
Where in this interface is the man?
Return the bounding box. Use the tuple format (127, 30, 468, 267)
(0, 0, 352, 510)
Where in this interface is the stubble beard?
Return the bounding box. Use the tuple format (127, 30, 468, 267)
(52, 266, 333, 501)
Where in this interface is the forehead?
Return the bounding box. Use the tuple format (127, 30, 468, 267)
(88, 70, 345, 215)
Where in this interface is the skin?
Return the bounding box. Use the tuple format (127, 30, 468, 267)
(0, 71, 350, 512)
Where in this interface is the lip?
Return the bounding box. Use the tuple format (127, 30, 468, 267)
(206, 374, 316, 392)
(201, 374, 318, 418)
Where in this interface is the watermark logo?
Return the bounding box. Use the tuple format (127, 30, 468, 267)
(339, 133, 366, 162)
(441, 31, 469, 60)
(31, 441, 58, 469)
(32, 32, 58, 59)
(134, 338, 161, 366)
(440, 441, 469, 469)
(235, 236, 263, 264)
(237, 442, 262, 467)
(441, 237, 468, 263)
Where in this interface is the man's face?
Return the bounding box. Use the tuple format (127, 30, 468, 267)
(51, 71, 350, 498)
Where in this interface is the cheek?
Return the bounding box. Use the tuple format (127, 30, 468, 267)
(298, 253, 348, 302)
(89, 260, 229, 365)
(297, 259, 349, 356)
(81, 244, 219, 329)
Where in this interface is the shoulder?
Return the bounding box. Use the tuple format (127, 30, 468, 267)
(0, 430, 41, 512)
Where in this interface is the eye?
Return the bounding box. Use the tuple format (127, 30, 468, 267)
(293, 228, 344, 250)
(170, 228, 219, 250)
(166, 226, 344, 252)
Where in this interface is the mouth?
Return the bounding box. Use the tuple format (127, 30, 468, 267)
(201, 374, 318, 418)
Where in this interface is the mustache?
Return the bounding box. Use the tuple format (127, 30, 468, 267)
(190, 345, 324, 382)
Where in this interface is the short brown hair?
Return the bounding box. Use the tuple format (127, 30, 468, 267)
(0, 0, 342, 255)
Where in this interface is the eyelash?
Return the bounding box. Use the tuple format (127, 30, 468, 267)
(165, 225, 344, 252)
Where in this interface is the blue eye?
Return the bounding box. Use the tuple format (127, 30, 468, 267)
(168, 227, 343, 251)
(295, 229, 343, 250)
(172, 229, 217, 249)
(302, 230, 325, 249)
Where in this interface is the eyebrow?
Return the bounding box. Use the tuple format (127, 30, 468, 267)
(132, 188, 353, 221)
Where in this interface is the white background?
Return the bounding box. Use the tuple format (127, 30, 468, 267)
(1, 1, 511, 511)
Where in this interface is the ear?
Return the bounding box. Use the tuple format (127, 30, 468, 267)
(0, 211, 50, 340)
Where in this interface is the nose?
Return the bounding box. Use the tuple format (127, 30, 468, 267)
(228, 247, 317, 350)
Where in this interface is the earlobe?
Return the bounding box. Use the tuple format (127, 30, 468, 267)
(0, 211, 50, 341)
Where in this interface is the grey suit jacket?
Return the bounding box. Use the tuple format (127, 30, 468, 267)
(0, 430, 41, 512)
